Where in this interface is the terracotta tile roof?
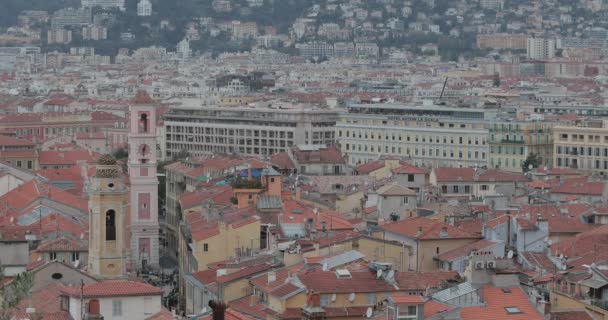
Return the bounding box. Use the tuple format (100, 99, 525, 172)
(394, 271, 459, 291)
(192, 269, 218, 284)
(39, 150, 101, 166)
(281, 199, 354, 231)
(552, 179, 605, 195)
(0, 224, 39, 241)
(186, 207, 260, 241)
(391, 294, 425, 304)
(552, 310, 593, 320)
(250, 268, 291, 293)
(423, 300, 455, 318)
(197, 307, 258, 320)
(17, 284, 69, 318)
(297, 270, 396, 293)
(292, 145, 345, 164)
(0, 178, 88, 212)
(376, 184, 416, 196)
(432, 168, 475, 182)
(527, 181, 551, 189)
(477, 169, 528, 182)
(381, 217, 479, 240)
(306, 175, 375, 195)
(454, 219, 483, 237)
(391, 162, 429, 175)
(229, 296, 278, 320)
(217, 263, 280, 284)
(436, 240, 500, 262)
(179, 185, 234, 210)
(36, 237, 87, 252)
(270, 152, 295, 170)
(460, 285, 543, 320)
(145, 308, 176, 320)
(0, 135, 35, 147)
(61, 280, 161, 298)
(355, 160, 385, 174)
(520, 252, 555, 272)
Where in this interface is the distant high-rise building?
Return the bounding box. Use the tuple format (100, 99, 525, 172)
(176, 39, 191, 59)
(526, 37, 556, 60)
(137, 0, 152, 16)
(51, 7, 91, 29)
(47, 29, 72, 44)
(82, 0, 125, 11)
(480, 0, 504, 10)
(82, 25, 108, 40)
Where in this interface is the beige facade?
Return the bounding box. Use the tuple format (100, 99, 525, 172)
(554, 122, 608, 174)
(477, 33, 527, 50)
(87, 157, 128, 279)
(489, 121, 554, 171)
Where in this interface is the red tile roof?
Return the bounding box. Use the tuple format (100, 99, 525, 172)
(36, 237, 87, 252)
(381, 217, 479, 240)
(270, 152, 295, 170)
(179, 185, 234, 209)
(145, 308, 176, 320)
(292, 145, 345, 164)
(552, 311, 593, 320)
(394, 271, 459, 291)
(217, 263, 279, 284)
(423, 300, 455, 319)
(297, 270, 396, 293)
(0, 135, 35, 147)
(61, 280, 161, 298)
(392, 162, 429, 175)
(16, 284, 70, 320)
(185, 207, 260, 241)
(39, 150, 101, 166)
(355, 160, 385, 174)
(552, 178, 605, 195)
(460, 285, 543, 320)
(432, 168, 475, 182)
(477, 169, 527, 182)
(391, 294, 425, 304)
(435, 240, 499, 262)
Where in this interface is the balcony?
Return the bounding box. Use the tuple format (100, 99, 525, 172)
(500, 139, 525, 144)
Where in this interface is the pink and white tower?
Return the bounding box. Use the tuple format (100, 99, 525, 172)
(128, 91, 160, 270)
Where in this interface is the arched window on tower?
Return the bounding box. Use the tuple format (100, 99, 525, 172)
(139, 113, 148, 133)
(106, 210, 116, 241)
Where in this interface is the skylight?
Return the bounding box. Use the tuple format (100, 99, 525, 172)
(505, 307, 522, 314)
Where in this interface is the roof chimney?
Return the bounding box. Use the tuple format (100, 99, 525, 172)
(267, 271, 276, 284)
(209, 300, 227, 320)
(416, 227, 423, 237)
(439, 226, 449, 238)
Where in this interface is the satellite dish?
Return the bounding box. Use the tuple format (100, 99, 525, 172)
(507, 250, 514, 259)
(366, 307, 373, 318)
(331, 293, 336, 302)
(387, 270, 395, 280)
(348, 292, 356, 302)
(376, 269, 383, 279)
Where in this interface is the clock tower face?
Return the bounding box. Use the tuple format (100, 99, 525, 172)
(138, 144, 150, 156)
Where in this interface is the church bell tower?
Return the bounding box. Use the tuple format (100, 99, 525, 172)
(88, 154, 128, 279)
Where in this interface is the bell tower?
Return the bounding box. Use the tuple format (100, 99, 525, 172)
(128, 91, 160, 270)
(88, 154, 128, 279)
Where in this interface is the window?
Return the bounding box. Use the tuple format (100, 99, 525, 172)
(408, 174, 414, 182)
(144, 298, 153, 315)
(402, 197, 409, 205)
(71, 252, 79, 262)
(366, 293, 377, 304)
(112, 300, 122, 316)
(203, 243, 209, 252)
(320, 294, 329, 307)
(453, 186, 459, 193)
(464, 185, 471, 193)
(106, 210, 116, 241)
(49, 252, 57, 260)
(481, 185, 488, 191)
(441, 186, 447, 193)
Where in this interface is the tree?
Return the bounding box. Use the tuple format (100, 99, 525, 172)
(522, 152, 542, 172)
(113, 147, 128, 160)
(0, 270, 34, 320)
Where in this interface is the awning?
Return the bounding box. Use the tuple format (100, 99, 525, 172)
(580, 278, 608, 289)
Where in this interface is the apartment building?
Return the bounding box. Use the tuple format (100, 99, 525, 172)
(164, 102, 338, 159)
(527, 37, 556, 60)
(476, 33, 527, 50)
(47, 29, 72, 44)
(553, 120, 608, 174)
(336, 102, 493, 168)
(488, 120, 554, 171)
(81, 0, 125, 11)
(50, 8, 91, 29)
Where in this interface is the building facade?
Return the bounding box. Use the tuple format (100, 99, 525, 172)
(553, 120, 608, 174)
(164, 103, 338, 158)
(336, 103, 492, 168)
(137, 0, 152, 16)
(127, 92, 160, 270)
(488, 120, 553, 171)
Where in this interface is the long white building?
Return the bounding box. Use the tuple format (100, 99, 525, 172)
(336, 102, 495, 168)
(164, 101, 339, 158)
